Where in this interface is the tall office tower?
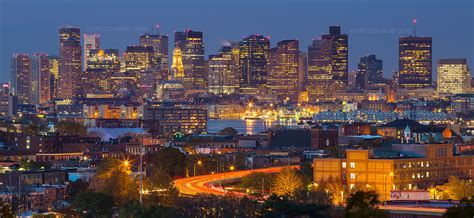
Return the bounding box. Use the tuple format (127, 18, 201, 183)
(359, 55, 383, 85)
(322, 26, 349, 92)
(437, 59, 471, 94)
(398, 36, 432, 89)
(124, 45, 154, 71)
(140, 33, 169, 80)
(298, 52, 308, 93)
(174, 30, 206, 89)
(355, 69, 367, 90)
(59, 27, 82, 99)
(239, 34, 270, 93)
(171, 47, 184, 80)
(208, 46, 239, 94)
(31, 53, 51, 105)
(49, 56, 59, 100)
(307, 39, 333, 101)
(83, 34, 100, 70)
(356, 54, 383, 89)
(11, 54, 31, 104)
(268, 40, 300, 102)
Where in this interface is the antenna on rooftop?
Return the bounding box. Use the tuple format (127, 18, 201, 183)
(412, 19, 417, 36)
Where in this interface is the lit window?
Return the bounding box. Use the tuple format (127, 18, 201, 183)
(342, 162, 347, 168)
(350, 184, 355, 190)
(350, 173, 355, 179)
(350, 162, 355, 169)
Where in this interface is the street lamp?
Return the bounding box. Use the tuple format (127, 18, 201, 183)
(193, 160, 203, 177)
(384, 172, 394, 208)
(229, 165, 235, 171)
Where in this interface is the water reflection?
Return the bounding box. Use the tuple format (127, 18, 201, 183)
(207, 119, 298, 135)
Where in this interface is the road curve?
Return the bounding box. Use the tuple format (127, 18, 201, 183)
(174, 165, 300, 196)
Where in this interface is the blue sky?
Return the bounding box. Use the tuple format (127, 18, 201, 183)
(0, 0, 472, 82)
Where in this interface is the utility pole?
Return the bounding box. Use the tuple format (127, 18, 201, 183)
(139, 141, 143, 205)
(261, 178, 264, 196)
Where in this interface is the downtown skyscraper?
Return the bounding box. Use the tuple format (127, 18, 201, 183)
(140, 33, 169, 81)
(268, 40, 300, 102)
(59, 27, 82, 99)
(208, 45, 240, 95)
(437, 59, 471, 94)
(83, 34, 100, 70)
(398, 36, 432, 89)
(239, 34, 270, 94)
(307, 26, 348, 101)
(356, 54, 383, 89)
(322, 26, 349, 92)
(11, 54, 31, 104)
(307, 39, 333, 101)
(174, 30, 206, 89)
(31, 53, 51, 105)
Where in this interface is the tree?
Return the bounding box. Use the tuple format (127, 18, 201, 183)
(119, 200, 180, 218)
(71, 191, 115, 218)
(240, 172, 273, 195)
(67, 179, 90, 200)
(150, 148, 186, 179)
(444, 196, 474, 218)
(0, 198, 14, 218)
(91, 158, 137, 206)
(272, 168, 305, 197)
(219, 127, 238, 136)
(19, 160, 51, 171)
(55, 121, 87, 136)
(345, 190, 387, 218)
(176, 194, 259, 217)
(435, 176, 474, 200)
(261, 194, 330, 217)
(322, 178, 346, 205)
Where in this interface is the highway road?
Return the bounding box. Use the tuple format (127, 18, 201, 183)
(174, 166, 299, 196)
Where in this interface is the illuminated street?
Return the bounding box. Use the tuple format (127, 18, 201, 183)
(175, 166, 299, 196)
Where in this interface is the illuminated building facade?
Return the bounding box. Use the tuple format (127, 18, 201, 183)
(171, 47, 185, 80)
(124, 45, 154, 71)
(143, 103, 207, 137)
(314, 144, 474, 201)
(84, 49, 121, 96)
(268, 40, 300, 102)
(11, 54, 31, 104)
(437, 59, 470, 95)
(86, 49, 120, 73)
(59, 27, 82, 99)
(174, 30, 206, 89)
(31, 53, 51, 105)
(298, 52, 307, 94)
(83, 103, 143, 120)
(83, 34, 100, 70)
(49, 56, 59, 100)
(398, 36, 432, 89)
(357, 54, 383, 89)
(208, 46, 239, 94)
(239, 35, 270, 92)
(308, 39, 333, 101)
(322, 26, 349, 92)
(156, 80, 186, 102)
(140, 33, 169, 80)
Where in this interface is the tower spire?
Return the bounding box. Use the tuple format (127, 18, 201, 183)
(412, 19, 417, 36)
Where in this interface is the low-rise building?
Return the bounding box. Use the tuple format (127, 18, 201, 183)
(313, 143, 474, 201)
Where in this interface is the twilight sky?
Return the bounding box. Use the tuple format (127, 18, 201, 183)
(0, 0, 473, 82)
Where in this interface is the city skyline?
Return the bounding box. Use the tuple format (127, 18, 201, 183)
(1, 0, 473, 82)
